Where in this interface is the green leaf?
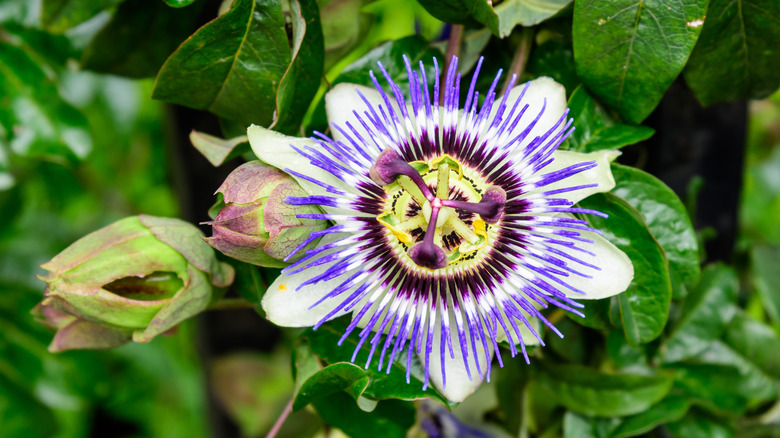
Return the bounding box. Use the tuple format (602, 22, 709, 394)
(751, 244, 780, 327)
(606, 330, 649, 374)
(312, 391, 416, 438)
(294, 362, 368, 411)
(581, 193, 671, 346)
(563, 411, 619, 438)
(0, 376, 57, 438)
(536, 361, 674, 417)
(611, 164, 699, 297)
(566, 87, 654, 152)
(303, 318, 448, 405)
(80, 0, 204, 78)
(270, 0, 324, 134)
(416, 0, 571, 38)
(670, 341, 779, 414)
(526, 37, 579, 94)
(660, 264, 738, 363)
(189, 131, 249, 167)
(572, 0, 708, 123)
(164, 0, 198, 7)
(306, 36, 442, 134)
(0, 42, 91, 162)
(41, 0, 120, 33)
(684, 0, 780, 106)
(666, 411, 733, 438)
(152, 0, 291, 127)
(724, 312, 780, 379)
(320, 0, 373, 71)
(609, 396, 689, 438)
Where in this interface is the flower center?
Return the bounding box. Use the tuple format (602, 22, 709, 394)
(370, 149, 506, 271)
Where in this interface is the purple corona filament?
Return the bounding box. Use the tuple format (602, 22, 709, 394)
(280, 55, 612, 394)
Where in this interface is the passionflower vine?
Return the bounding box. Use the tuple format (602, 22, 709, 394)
(248, 56, 633, 402)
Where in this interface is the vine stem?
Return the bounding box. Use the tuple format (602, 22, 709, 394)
(266, 398, 293, 438)
(500, 27, 534, 96)
(440, 24, 464, 104)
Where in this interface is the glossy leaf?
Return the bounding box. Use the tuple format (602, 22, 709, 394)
(581, 193, 671, 346)
(313, 391, 416, 438)
(566, 87, 654, 152)
(563, 396, 689, 438)
(189, 131, 248, 167)
(666, 412, 733, 438)
(671, 341, 779, 414)
(660, 264, 738, 363)
(751, 244, 780, 326)
(611, 164, 699, 294)
(684, 0, 780, 106)
(270, 0, 325, 134)
(302, 318, 448, 405)
(536, 361, 674, 417)
(572, 0, 707, 123)
(0, 42, 91, 162)
(294, 362, 368, 411)
(41, 0, 119, 33)
(153, 0, 291, 127)
(526, 37, 580, 94)
(724, 312, 780, 379)
(80, 0, 203, 78)
(416, 0, 571, 38)
(563, 411, 619, 438)
(164, 0, 198, 7)
(0, 376, 57, 437)
(320, 0, 373, 70)
(610, 396, 689, 438)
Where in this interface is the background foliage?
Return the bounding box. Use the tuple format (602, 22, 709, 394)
(1, 0, 780, 437)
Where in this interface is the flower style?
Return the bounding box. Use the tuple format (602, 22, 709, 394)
(248, 56, 634, 402)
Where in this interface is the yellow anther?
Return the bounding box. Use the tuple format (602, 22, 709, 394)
(377, 211, 413, 244)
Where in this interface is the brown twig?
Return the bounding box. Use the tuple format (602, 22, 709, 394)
(500, 27, 534, 96)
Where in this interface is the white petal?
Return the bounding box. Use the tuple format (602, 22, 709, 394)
(497, 77, 568, 151)
(325, 83, 385, 146)
(420, 313, 492, 402)
(494, 311, 543, 347)
(260, 236, 354, 327)
(536, 149, 621, 204)
(247, 124, 351, 196)
(560, 230, 634, 300)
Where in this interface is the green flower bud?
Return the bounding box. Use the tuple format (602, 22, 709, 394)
(37, 215, 235, 349)
(205, 161, 328, 267)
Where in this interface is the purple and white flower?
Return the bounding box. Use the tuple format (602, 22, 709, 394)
(248, 56, 634, 402)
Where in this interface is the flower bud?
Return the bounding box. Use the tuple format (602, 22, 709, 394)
(36, 215, 235, 350)
(205, 161, 327, 267)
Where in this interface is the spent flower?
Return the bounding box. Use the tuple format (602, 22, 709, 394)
(249, 56, 634, 402)
(36, 215, 234, 351)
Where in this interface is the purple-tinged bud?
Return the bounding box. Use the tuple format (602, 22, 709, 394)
(36, 215, 235, 351)
(205, 161, 328, 267)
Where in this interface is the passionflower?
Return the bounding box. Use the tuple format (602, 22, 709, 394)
(248, 56, 633, 402)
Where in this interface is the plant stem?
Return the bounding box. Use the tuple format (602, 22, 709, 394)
(500, 27, 534, 96)
(208, 297, 255, 310)
(266, 398, 293, 438)
(440, 24, 464, 104)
